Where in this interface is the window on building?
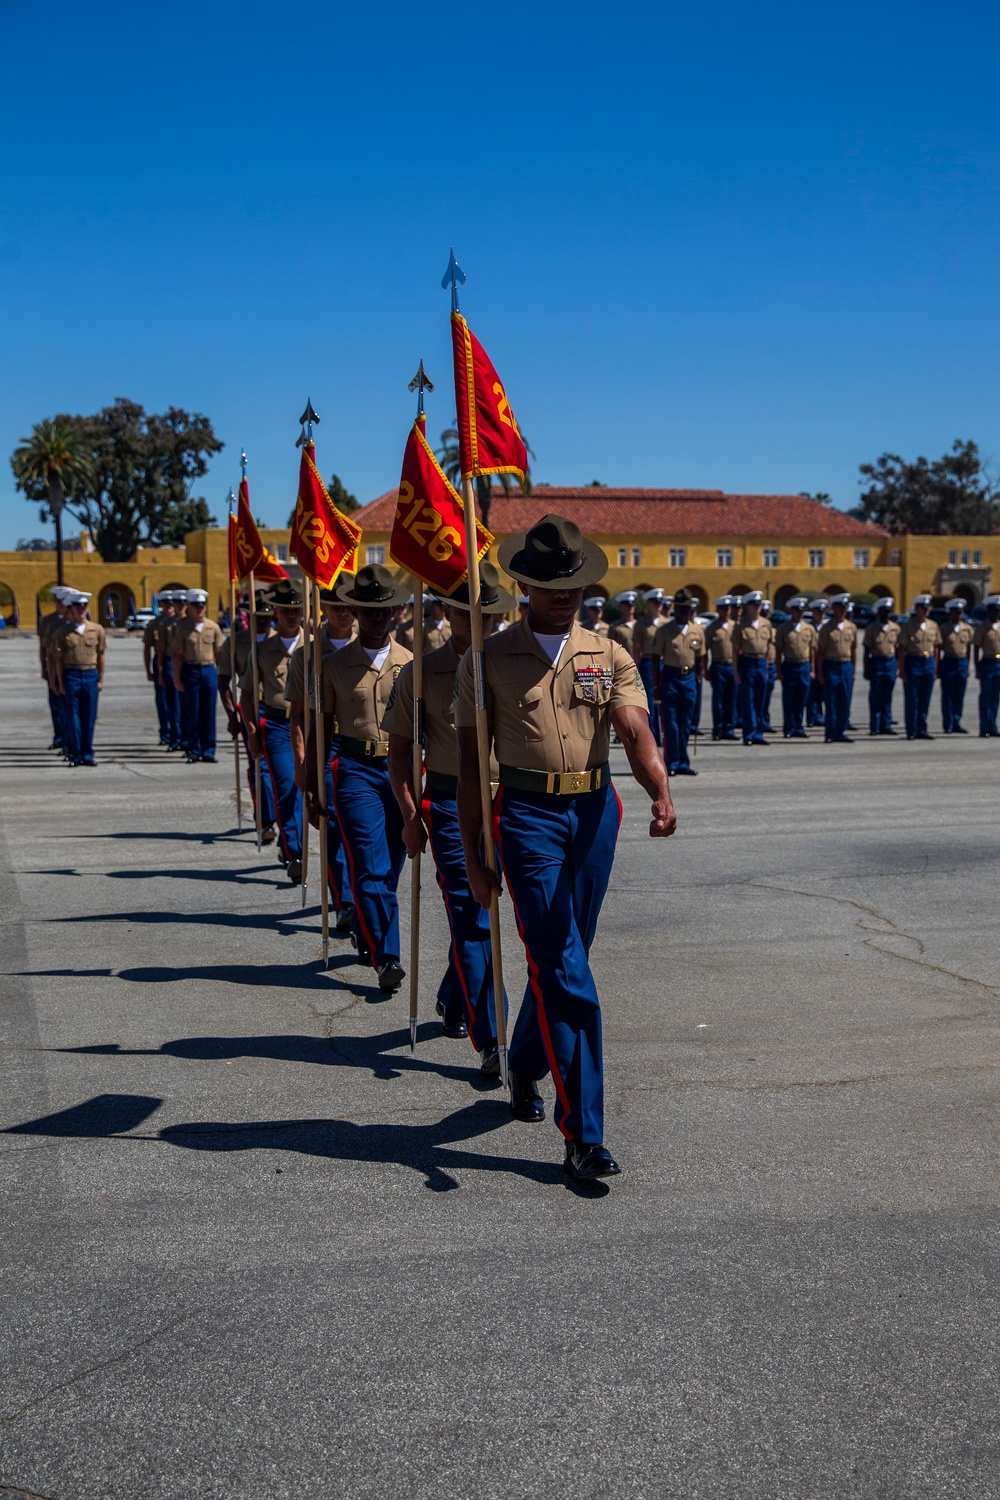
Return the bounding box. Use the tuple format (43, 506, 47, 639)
(365, 544, 386, 566)
(973, 550, 982, 565)
(716, 548, 733, 568)
(890, 548, 901, 567)
(617, 547, 627, 567)
(631, 547, 642, 567)
(853, 549, 870, 568)
(948, 550, 958, 566)
(808, 548, 825, 568)
(960, 550, 970, 566)
(762, 547, 780, 568)
(275, 544, 289, 563)
(669, 548, 686, 567)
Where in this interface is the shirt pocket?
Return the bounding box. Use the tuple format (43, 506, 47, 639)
(571, 673, 613, 710)
(516, 690, 548, 742)
(350, 686, 370, 729)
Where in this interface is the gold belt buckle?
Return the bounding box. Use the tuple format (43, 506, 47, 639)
(561, 770, 590, 794)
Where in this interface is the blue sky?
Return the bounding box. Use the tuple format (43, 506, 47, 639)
(2, 0, 999, 548)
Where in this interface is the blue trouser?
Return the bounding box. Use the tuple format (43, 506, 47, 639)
(807, 674, 825, 726)
(47, 681, 65, 746)
(781, 661, 811, 734)
(903, 656, 935, 738)
(495, 783, 622, 1145)
(238, 717, 276, 826)
(152, 653, 168, 740)
(332, 754, 405, 967)
(181, 662, 218, 759)
(659, 666, 697, 772)
(822, 660, 853, 740)
(738, 655, 768, 743)
(763, 660, 777, 728)
(939, 656, 969, 731)
(638, 656, 658, 735)
(867, 657, 897, 733)
(63, 668, 99, 764)
(979, 659, 1000, 734)
(324, 745, 350, 911)
(708, 662, 736, 737)
(259, 714, 302, 863)
(161, 657, 181, 747)
(423, 789, 507, 1050)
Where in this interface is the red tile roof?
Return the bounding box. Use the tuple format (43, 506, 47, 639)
(354, 485, 886, 539)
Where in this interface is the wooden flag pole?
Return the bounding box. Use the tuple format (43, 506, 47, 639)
(300, 578, 312, 908)
(312, 579, 330, 964)
(461, 476, 508, 1088)
(249, 570, 263, 853)
(230, 572, 243, 829)
(408, 578, 423, 1052)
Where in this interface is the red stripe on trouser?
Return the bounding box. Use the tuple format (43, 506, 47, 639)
(325, 755, 342, 907)
(259, 719, 291, 862)
(492, 788, 574, 1138)
(332, 759, 377, 968)
(423, 795, 478, 1045)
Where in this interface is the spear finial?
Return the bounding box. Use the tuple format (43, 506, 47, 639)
(407, 360, 434, 417)
(296, 399, 320, 448)
(240, 449, 248, 481)
(228, 485, 236, 512)
(441, 246, 466, 313)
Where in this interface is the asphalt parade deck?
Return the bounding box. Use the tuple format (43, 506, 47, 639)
(1, 633, 997, 1499)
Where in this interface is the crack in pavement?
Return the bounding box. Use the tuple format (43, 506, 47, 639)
(0, 1482, 63, 1499)
(0, 1311, 200, 1429)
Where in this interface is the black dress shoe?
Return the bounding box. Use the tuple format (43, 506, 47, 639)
(564, 1141, 622, 1182)
(261, 824, 277, 845)
(953, 727, 968, 734)
(509, 1072, 544, 1122)
(675, 766, 698, 776)
(435, 999, 469, 1039)
(201, 753, 218, 763)
(287, 859, 302, 885)
(917, 732, 935, 740)
(335, 904, 354, 935)
(832, 736, 854, 743)
(377, 959, 405, 993)
(480, 1043, 501, 1077)
(882, 729, 900, 736)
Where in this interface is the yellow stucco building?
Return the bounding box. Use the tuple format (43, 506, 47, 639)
(0, 488, 996, 628)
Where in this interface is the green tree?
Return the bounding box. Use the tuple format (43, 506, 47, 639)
(11, 399, 223, 562)
(852, 440, 1000, 534)
(436, 421, 535, 530)
(11, 421, 96, 579)
(286, 472, 359, 525)
(800, 491, 834, 505)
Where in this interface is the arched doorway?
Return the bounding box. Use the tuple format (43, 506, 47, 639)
(824, 583, 848, 597)
(953, 582, 980, 606)
(774, 583, 802, 609)
(681, 582, 708, 610)
(98, 583, 134, 629)
(0, 582, 18, 629)
(867, 583, 894, 603)
(730, 583, 752, 598)
(36, 583, 60, 626)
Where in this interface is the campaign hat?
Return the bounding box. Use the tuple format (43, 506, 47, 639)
(448, 561, 515, 615)
(334, 564, 410, 609)
(265, 581, 304, 610)
(497, 514, 609, 591)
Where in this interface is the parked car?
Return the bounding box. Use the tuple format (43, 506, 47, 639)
(851, 604, 876, 629)
(125, 609, 155, 633)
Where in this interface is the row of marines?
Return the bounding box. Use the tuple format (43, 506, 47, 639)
(193, 516, 677, 1184)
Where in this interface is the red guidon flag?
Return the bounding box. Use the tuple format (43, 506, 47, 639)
(390, 415, 493, 597)
(291, 441, 363, 588)
(451, 311, 528, 482)
(231, 478, 288, 581)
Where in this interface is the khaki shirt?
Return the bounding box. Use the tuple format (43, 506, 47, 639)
(940, 620, 974, 659)
(395, 617, 451, 654)
(239, 629, 303, 710)
(898, 618, 941, 658)
(57, 620, 107, 668)
(734, 619, 774, 659)
(455, 618, 647, 774)
(776, 620, 817, 663)
(974, 620, 1000, 660)
(383, 638, 500, 780)
(142, 618, 160, 651)
(285, 630, 355, 707)
(633, 613, 664, 657)
(652, 619, 705, 671)
(218, 627, 275, 680)
(863, 620, 901, 658)
(817, 620, 858, 661)
(155, 614, 178, 653)
(704, 618, 734, 665)
(582, 619, 610, 640)
(608, 619, 635, 651)
(173, 616, 224, 665)
(321, 636, 413, 741)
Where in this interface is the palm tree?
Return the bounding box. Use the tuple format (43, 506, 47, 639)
(436, 421, 535, 530)
(12, 420, 95, 584)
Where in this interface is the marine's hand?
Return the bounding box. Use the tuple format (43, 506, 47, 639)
(467, 854, 502, 910)
(402, 816, 427, 860)
(650, 798, 677, 838)
(227, 714, 241, 739)
(305, 790, 322, 829)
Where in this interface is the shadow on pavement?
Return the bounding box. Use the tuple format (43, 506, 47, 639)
(3, 1092, 560, 1192)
